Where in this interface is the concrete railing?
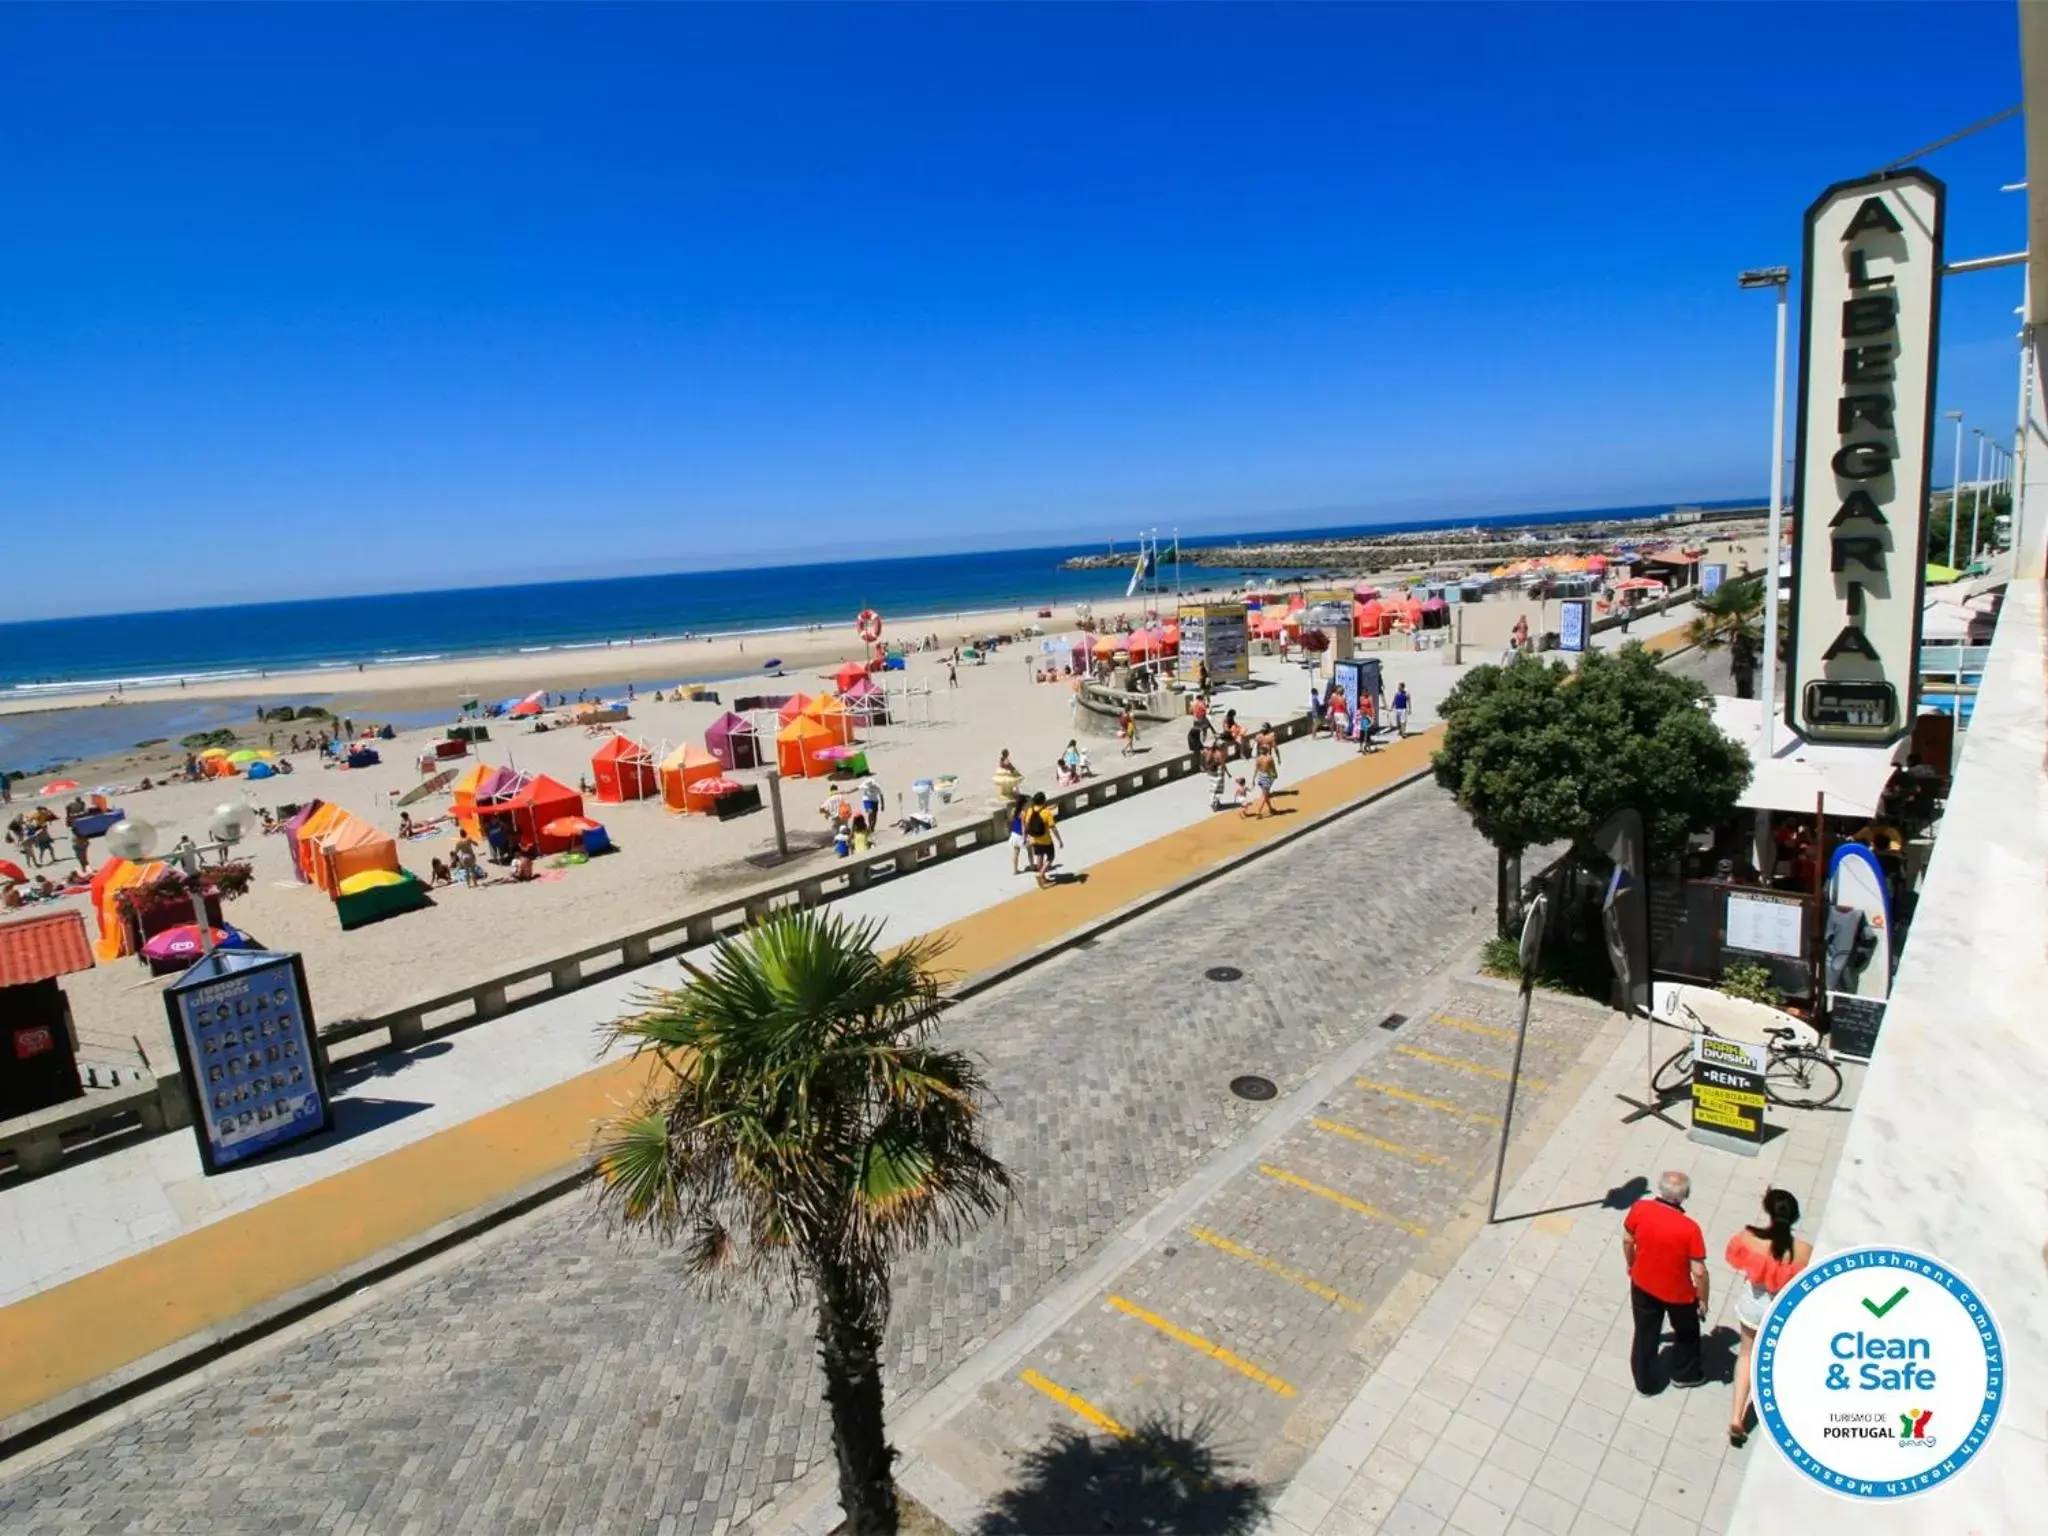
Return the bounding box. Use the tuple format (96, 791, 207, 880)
(0, 1073, 191, 1177)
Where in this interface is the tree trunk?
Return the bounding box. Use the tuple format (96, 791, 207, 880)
(1496, 846, 1523, 938)
(814, 1267, 899, 1534)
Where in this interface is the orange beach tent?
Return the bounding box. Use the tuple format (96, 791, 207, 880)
(800, 693, 858, 745)
(304, 810, 401, 897)
(90, 856, 168, 961)
(591, 735, 658, 803)
(658, 743, 723, 812)
(775, 716, 837, 778)
(450, 762, 495, 839)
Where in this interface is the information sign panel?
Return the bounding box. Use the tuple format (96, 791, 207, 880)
(165, 949, 332, 1175)
(1689, 1032, 1767, 1156)
(1177, 602, 1250, 685)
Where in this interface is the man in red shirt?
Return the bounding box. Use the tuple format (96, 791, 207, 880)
(1621, 1170, 1709, 1393)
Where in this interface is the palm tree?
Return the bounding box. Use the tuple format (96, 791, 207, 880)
(1686, 576, 1766, 699)
(593, 910, 1014, 1535)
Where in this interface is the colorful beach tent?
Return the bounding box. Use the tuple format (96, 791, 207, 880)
(659, 743, 723, 812)
(840, 676, 889, 723)
(508, 690, 547, 718)
(831, 662, 869, 692)
(449, 763, 500, 839)
(304, 809, 401, 897)
(478, 773, 585, 853)
(775, 716, 837, 778)
(280, 800, 328, 879)
(705, 711, 764, 770)
(776, 693, 818, 725)
(290, 803, 349, 882)
(90, 856, 168, 962)
(590, 735, 658, 803)
(801, 693, 858, 745)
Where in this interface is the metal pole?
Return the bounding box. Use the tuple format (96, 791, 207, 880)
(1489, 895, 1548, 1222)
(1948, 411, 1966, 568)
(1760, 282, 1788, 756)
(765, 770, 789, 858)
(1970, 432, 1988, 564)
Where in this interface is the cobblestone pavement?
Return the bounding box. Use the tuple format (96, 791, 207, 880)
(0, 777, 1502, 1536)
(913, 984, 1619, 1531)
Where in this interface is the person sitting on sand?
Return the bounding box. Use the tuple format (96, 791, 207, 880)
(509, 852, 535, 882)
(398, 812, 414, 839)
(429, 857, 452, 887)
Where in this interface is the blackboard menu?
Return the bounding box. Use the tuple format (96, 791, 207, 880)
(1826, 992, 1887, 1062)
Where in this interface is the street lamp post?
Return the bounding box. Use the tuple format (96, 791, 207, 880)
(1970, 429, 1988, 568)
(1945, 410, 1966, 569)
(1739, 266, 1790, 754)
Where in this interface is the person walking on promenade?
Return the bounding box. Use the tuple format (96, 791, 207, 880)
(1725, 1189, 1811, 1446)
(1242, 739, 1278, 820)
(1024, 791, 1062, 884)
(1392, 683, 1411, 737)
(1622, 1170, 1709, 1394)
(1007, 794, 1028, 875)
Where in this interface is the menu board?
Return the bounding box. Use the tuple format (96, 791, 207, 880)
(1177, 602, 1250, 685)
(1724, 891, 1806, 959)
(165, 950, 332, 1174)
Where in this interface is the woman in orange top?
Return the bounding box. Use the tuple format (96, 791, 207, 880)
(1726, 1188, 1811, 1448)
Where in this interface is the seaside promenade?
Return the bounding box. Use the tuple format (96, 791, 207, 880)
(0, 607, 1712, 1533)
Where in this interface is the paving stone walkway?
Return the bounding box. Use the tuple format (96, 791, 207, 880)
(0, 778, 1499, 1536)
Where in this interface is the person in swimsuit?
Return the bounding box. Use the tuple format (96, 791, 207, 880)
(1242, 742, 1278, 819)
(1724, 1188, 1812, 1447)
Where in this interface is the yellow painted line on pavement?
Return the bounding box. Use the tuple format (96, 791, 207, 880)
(1311, 1117, 1452, 1166)
(1257, 1165, 1430, 1239)
(1020, 1368, 1130, 1438)
(1433, 1014, 1516, 1042)
(1106, 1295, 1296, 1396)
(1396, 1044, 1547, 1090)
(1352, 1076, 1502, 1125)
(1186, 1226, 1366, 1313)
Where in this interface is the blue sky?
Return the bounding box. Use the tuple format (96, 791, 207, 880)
(1, 2, 2028, 618)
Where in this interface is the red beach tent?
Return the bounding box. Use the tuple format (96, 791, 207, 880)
(590, 736, 658, 803)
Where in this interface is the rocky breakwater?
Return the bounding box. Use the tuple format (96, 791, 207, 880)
(1063, 513, 1766, 575)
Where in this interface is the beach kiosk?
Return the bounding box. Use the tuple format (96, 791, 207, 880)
(0, 909, 95, 1120)
(590, 735, 659, 803)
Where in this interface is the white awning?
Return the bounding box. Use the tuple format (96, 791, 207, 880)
(1711, 697, 1905, 820)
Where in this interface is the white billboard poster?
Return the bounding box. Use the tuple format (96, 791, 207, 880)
(1785, 169, 1943, 746)
(1177, 602, 1249, 685)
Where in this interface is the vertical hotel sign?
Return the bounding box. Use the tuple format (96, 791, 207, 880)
(1786, 169, 1943, 745)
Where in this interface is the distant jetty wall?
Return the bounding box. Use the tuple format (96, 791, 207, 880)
(1063, 508, 1769, 574)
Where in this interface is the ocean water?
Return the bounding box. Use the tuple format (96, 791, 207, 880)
(0, 500, 1751, 772)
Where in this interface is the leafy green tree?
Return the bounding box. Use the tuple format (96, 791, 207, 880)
(1926, 487, 2008, 568)
(593, 911, 1014, 1535)
(1433, 645, 1752, 933)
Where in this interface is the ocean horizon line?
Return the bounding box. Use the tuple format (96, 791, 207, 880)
(0, 496, 1758, 702)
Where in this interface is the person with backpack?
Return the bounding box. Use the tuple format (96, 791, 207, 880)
(1024, 792, 1062, 885)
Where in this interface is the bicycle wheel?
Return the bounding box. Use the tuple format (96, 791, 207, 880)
(1764, 1049, 1843, 1110)
(1651, 1045, 1692, 1100)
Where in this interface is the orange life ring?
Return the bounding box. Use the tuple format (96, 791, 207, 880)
(856, 609, 884, 643)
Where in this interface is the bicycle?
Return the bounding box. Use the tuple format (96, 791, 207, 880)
(1651, 1005, 1844, 1110)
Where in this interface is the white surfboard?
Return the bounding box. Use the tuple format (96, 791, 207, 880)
(1827, 843, 1892, 998)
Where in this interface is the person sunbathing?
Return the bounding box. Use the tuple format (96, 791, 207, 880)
(509, 853, 536, 882)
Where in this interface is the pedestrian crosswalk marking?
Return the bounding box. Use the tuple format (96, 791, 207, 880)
(1432, 1013, 1517, 1041)
(1257, 1164, 1431, 1238)
(1311, 1117, 1452, 1165)
(1106, 1295, 1297, 1396)
(1396, 1044, 1548, 1090)
(1186, 1226, 1367, 1312)
(1019, 1368, 1130, 1437)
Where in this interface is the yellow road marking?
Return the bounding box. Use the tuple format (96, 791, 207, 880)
(1020, 1368, 1130, 1437)
(1186, 1226, 1366, 1313)
(1106, 1295, 1297, 1396)
(1433, 1014, 1516, 1042)
(1352, 1076, 1502, 1124)
(1396, 1044, 1547, 1090)
(1311, 1117, 1452, 1166)
(1257, 1165, 1431, 1238)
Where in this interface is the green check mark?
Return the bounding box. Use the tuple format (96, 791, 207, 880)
(1862, 1286, 1910, 1319)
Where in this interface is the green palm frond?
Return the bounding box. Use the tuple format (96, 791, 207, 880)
(590, 908, 1014, 1305)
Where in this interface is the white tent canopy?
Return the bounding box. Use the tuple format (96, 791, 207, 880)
(1710, 696, 1905, 820)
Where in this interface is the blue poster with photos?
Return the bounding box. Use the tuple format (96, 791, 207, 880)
(165, 948, 332, 1173)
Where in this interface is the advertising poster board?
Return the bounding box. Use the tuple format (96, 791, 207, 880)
(1177, 602, 1250, 686)
(1557, 599, 1590, 653)
(1702, 563, 1727, 596)
(1825, 992, 1887, 1061)
(164, 949, 333, 1175)
(1689, 1032, 1767, 1156)
(1724, 891, 1806, 959)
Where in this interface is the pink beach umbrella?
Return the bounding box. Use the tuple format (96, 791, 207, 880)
(143, 925, 252, 962)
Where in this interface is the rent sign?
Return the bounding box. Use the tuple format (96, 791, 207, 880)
(1786, 169, 1944, 746)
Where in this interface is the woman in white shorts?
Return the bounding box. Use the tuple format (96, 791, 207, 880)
(1007, 794, 1028, 875)
(1724, 1188, 1811, 1448)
